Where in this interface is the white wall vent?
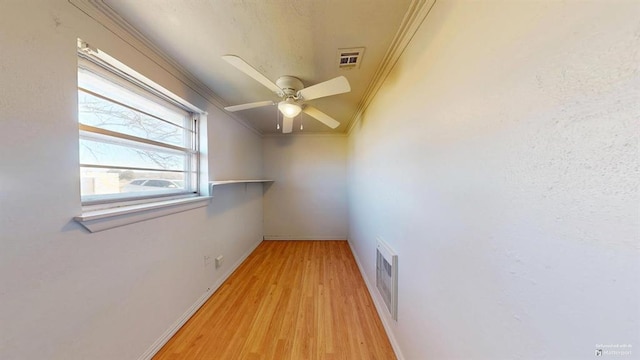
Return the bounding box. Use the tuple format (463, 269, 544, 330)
(337, 47, 365, 69)
(376, 237, 398, 320)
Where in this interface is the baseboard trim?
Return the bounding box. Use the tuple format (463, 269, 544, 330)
(263, 235, 346, 241)
(347, 239, 405, 360)
(137, 238, 263, 360)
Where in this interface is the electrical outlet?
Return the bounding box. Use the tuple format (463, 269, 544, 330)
(215, 255, 224, 269)
(204, 255, 212, 267)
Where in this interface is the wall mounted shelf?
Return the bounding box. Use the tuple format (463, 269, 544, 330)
(209, 179, 274, 196)
(210, 180, 274, 185)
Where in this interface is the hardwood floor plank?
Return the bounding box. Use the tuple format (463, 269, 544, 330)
(153, 241, 396, 360)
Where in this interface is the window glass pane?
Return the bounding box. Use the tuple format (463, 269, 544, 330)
(77, 49, 199, 205)
(78, 90, 187, 147)
(79, 138, 186, 171)
(78, 67, 187, 128)
(80, 167, 189, 198)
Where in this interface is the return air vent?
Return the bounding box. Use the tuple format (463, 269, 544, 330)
(376, 237, 398, 320)
(337, 47, 365, 69)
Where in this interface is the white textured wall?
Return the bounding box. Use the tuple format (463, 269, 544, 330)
(348, 1, 640, 359)
(263, 135, 348, 240)
(0, 1, 263, 359)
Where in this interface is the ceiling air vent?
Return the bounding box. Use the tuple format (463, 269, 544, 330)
(337, 47, 365, 69)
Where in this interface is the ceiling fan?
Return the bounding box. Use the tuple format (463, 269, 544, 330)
(221, 55, 351, 133)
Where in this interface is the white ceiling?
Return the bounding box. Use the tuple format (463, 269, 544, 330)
(103, 0, 413, 134)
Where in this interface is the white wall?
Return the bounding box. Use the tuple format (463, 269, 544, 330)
(263, 135, 348, 240)
(0, 1, 263, 359)
(348, 1, 639, 359)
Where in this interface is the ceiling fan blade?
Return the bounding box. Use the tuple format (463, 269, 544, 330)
(222, 55, 282, 95)
(297, 76, 350, 101)
(303, 106, 340, 129)
(282, 116, 293, 134)
(224, 100, 274, 112)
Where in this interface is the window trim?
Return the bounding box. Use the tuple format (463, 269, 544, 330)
(74, 196, 212, 233)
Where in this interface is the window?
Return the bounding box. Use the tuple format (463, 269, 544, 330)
(77, 41, 201, 207)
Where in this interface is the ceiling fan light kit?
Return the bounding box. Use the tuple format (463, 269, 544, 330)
(221, 55, 351, 134)
(278, 98, 302, 118)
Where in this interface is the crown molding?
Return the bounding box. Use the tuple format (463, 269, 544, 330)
(345, 0, 437, 135)
(68, 0, 262, 136)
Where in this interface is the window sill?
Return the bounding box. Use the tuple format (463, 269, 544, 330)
(74, 196, 212, 233)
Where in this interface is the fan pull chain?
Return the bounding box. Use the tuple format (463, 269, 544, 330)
(300, 119, 303, 131)
(276, 106, 280, 130)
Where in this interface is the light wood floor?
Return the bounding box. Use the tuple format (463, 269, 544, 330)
(153, 240, 396, 360)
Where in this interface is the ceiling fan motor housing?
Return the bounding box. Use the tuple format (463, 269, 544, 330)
(276, 76, 304, 97)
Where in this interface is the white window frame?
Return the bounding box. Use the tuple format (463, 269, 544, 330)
(74, 40, 210, 232)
